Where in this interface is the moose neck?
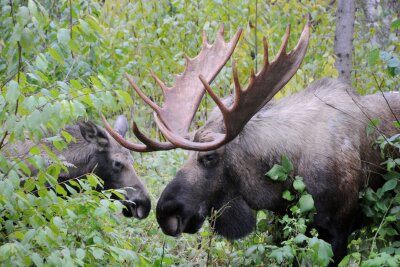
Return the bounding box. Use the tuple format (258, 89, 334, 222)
(218, 78, 371, 212)
(53, 125, 102, 181)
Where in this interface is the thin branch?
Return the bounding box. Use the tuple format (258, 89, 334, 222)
(343, 90, 393, 152)
(372, 73, 399, 123)
(370, 197, 394, 254)
(69, 0, 74, 58)
(0, 131, 9, 150)
(254, 0, 258, 73)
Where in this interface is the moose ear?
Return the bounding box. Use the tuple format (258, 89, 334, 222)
(78, 120, 109, 150)
(113, 115, 129, 137)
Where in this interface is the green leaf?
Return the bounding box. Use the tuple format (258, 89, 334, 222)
(367, 118, 381, 136)
(388, 58, 400, 68)
(266, 156, 293, 181)
(86, 15, 102, 32)
(380, 51, 391, 61)
(281, 155, 293, 173)
(79, 19, 92, 35)
(61, 131, 76, 143)
(244, 245, 258, 257)
(48, 48, 64, 66)
(282, 190, 294, 201)
(9, 23, 23, 44)
(90, 247, 104, 260)
(57, 28, 70, 45)
(76, 248, 85, 259)
(27, 110, 42, 129)
(28, 0, 38, 15)
(34, 54, 48, 72)
(55, 184, 67, 196)
(391, 19, 400, 29)
(294, 233, 308, 244)
(293, 177, 305, 192)
(117, 90, 134, 106)
(269, 245, 294, 263)
(368, 49, 380, 66)
(309, 237, 333, 266)
(6, 81, 20, 104)
(0, 95, 5, 110)
(299, 194, 314, 213)
(20, 28, 34, 51)
(30, 253, 43, 267)
(266, 164, 287, 181)
(381, 179, 397, 193)
(52, 216, 64, 228)
(70, 79, 82, 89)
(16, 6, 30, 27)
(90, 76, 102, 88)
(18, 161, 31, 176)
(29, 146, 41, 155)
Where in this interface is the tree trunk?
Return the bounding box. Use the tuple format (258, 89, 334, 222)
(334, 0, 356, 85)
(360, 0, 380, 46)
(360, 0, 400, 47)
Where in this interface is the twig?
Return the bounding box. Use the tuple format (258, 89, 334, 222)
(160, 239, 166, 267)
(0, 131, 9, 150)
(69, 0, 74, 58)
(206, 208, 216, 266)
(372, 73, 399, 123)
(370, 197, 394, 254)
(345, 89, 391, 144)
(254, 0, 258, 73)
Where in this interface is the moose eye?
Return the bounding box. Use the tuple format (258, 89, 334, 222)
(112, 160, 123, 172)
(200, 153, 218, 167)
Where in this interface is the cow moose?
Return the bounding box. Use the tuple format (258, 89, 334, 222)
(3, 116, 151, 219)
(102, 23, 400, 264)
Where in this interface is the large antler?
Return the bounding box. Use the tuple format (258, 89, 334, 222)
(155, 22, 311, 151)
(102, 24, 242, 152)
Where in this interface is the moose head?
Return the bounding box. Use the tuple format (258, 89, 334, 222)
(101, 23, 310, 231)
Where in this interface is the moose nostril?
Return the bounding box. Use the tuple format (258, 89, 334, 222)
(136, 206, 146, 219)
(122, 197, 151, 219)
(135, 198, 151, 219)
(163, 215, 181, 236)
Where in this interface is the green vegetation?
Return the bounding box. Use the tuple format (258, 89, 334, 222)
(0, 0, 399, 266)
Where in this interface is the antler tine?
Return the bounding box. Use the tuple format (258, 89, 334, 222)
(183, 53, 191, 65)
(276, 24, 291, 58)
(218, 23, 225, 37)
(154, 114, 227, 151)
(101, 114, 147, 152)
(199, 75, 229, 115)
(124, 73, 162, 114)
(202, 30, 208, 47)
(232, 60, 242, 109)
(132, 122, 176, 150)
(101, 114, 175, 152)
(150, 70, 169, 97)
(263, 37, 269, 66)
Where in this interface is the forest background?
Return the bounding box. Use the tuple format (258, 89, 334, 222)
(0, 0, 399, 266)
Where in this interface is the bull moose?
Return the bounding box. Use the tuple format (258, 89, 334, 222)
(102, 23, 400, 264)
(3, 116, 151, 219)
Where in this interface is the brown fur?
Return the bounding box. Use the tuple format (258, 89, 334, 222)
(156, 77, 400, 263)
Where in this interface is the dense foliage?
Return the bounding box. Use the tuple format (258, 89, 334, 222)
(0, 0, 399, 266)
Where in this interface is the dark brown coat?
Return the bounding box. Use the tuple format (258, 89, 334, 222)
(3, 116, 151, 219)
(156, 78, 400, 263)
